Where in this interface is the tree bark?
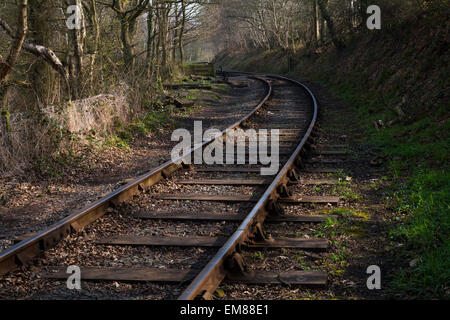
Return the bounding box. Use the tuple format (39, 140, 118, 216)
(109, 0, 150, 68)
(0, 0, 28, 85)
(161, 3, 170, 69)
(317, 0, 344, 49)
(179, 0, 186, 65)
(172, 4, 179, 61)
(86, 0, 99, 91)
(147, 4, 154, 61)
(65, 0, 85, 98)
(0, 17, 69, 89)
(315, 0, 320, 44)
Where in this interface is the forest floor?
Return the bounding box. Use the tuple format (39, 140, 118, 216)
(293, 80, 407, 299)
(0, 77, 266, 252)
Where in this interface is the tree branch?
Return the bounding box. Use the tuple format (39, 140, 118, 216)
(0, 0, 28, 84)
(0, 16, 68, 82)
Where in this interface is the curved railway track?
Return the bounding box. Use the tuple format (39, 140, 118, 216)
(0, 72, 345, 300)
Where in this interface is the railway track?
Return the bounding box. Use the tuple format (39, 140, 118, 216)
(0, 72, 347, 300)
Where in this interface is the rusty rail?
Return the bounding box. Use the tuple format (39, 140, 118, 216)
(178, 73, 319, 300)
(0, 76, 272, 277)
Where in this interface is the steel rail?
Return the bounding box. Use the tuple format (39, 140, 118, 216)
(178, 74, 319, 300)
(0, 76, 272, 277)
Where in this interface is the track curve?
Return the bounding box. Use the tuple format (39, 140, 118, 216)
(0, 72, 331, 301)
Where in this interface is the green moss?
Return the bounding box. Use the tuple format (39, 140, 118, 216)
(327, 208, 371, 221)
(1, 109, 11, 132)
(104, 134, 130, 150)
(323, 69, 449, 299)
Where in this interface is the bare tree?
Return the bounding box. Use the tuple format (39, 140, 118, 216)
(107, 0, 150, 67)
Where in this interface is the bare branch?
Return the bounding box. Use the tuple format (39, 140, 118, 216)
(0, 0, 28, 84)
(0, 16, 68, 83)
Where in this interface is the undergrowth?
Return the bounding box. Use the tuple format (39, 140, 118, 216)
(333, 84, 449, 298)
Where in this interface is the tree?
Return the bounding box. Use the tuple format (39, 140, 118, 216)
(0, 9, 69, 91)
(0, 0, 28, 85)
(317, 0, 344, 49)
(108, 0, 150, 67)
(65, 0, 86, 98)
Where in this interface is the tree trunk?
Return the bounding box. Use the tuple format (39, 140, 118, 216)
(172, 4, 179, 61)
(120, 17, 134, 67)
(1, 2, 70, 100)
(318, 0, 344, 49)
(87, 0, 99, 91)
(312, 0, 318, 46)
(155, 4, 162, 77)
(65, 0, 85, 98)
(161, 3, 170, 69)
(147, 5, 154, 61)
(315, 0, 321, 44)
(179, 0, 186, 65)
(110, 0, 150, 68)
(146, 4, 155, 76)
(0, 0, 28, 85)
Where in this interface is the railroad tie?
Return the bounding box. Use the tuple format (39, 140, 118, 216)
(306, 158, 344, 164)
(304, 167, 344, 173)
(194, 167, 274, 173)
(173, 178, 338, 186)
(152, 193, 340, 204)
(95, 235, 328, 250)
(42, 267, 327, 286)
(132, 211, 329, 223)
(312, 150, 349, 156)
(194, 167, 345, 174)
(315, 144, 349, 149)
